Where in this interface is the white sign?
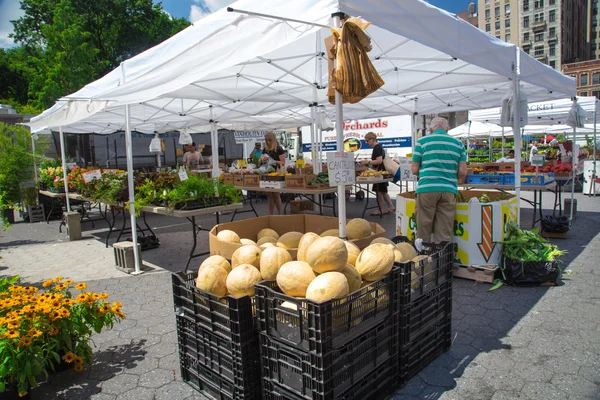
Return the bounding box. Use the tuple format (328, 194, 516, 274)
(233, 131, 268, 144)
(178, 167, 189, 181)
(531, 155, 545, 167)
(326, 152, 355, 186)
(82, 169, 102, 183)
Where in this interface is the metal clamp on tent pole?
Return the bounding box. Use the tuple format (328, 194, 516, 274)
(227, 7, 333, 29)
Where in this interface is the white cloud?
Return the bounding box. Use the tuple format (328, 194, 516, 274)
(189, 0, 235, 22)
(0, 0, 24, 49)
(189, 5, 210, 23)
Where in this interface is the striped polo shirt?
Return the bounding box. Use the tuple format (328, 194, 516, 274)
(412, 129, 466, 195)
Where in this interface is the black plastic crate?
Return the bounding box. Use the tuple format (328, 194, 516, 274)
(172, 271, 256, 341)
(399, 281, 452, 345)
(256, 266, 400, 353)
(398, 316, 452, 385)
(176, 315, 260, 388)
(262, 357, 398, 400)
(391, 236, 453, 305)
(260, 315, 398, 399)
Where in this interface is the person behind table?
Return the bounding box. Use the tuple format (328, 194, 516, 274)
(182, 142, 203, 169)
(497, 150, 515, 163)
(260, 132, 287, 215)
(361, 132, 395, 215)
(412, 116, 467, 243)
(251, 142, 263, 166)
(469, 139, 478, 150)
(529, 141, 539, 161)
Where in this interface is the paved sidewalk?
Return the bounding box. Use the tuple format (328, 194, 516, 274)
(0, 191, 598, 399)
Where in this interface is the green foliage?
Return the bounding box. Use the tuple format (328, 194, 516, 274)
(501, 222, 567, 262)
(82, 172, 128, 205)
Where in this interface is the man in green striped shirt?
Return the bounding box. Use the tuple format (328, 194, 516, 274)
(411, 117, 467, 243)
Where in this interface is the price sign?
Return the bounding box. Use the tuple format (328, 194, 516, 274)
(82, 169, 102, 183)
(178, 167, 189, 181)
(400, 165, 415, 181)
(238, 159, 247, 168)
(326, 152, 355, 186)
(531, 155, 545, 167)
(295, 159, 305, 169)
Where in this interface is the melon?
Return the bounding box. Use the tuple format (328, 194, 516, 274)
(346, 219, 372, 240)
(396, 242, 418, 261)
(199, 255, 231, 273)
(259, 242, 276, 250)
(226, 264, 262, 297)
(277, 231, 304, 250)
(306, 272, 349, 303)
(410, 271, 421, 290)
(257, 228, 280, 240)
(257, 236, 278, 246)
(320, 229, 339, 237)
(281, 301, 298, 311)
(231, 245, 261, 268)
(371, 237, 396, 246)
(340, 265, 362, 293)
(344, 241, 361, 266)
(276, 261, 316, 297)
(413, 255, 436, 283)
(355, 243, 395, 281)
(297, 233, 320, 262)
(196, 264, 228, 296)
(306, 237, 348, 273)
(217, 230, 240, 243)
(260, 247, 292, 280)
(240, 238, 257, 246)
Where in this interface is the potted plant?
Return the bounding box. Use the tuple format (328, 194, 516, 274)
(0, 275, 125, 397)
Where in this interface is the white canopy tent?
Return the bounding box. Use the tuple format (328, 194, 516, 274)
(27, 0, 576, 273)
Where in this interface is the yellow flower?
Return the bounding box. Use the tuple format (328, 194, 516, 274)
(18, 391, 28, 397)
(53, 276, 63, 283)
(41, 305, 53, 314)
(73, 364, 84, 372)
(92, 294, 102, 300)
(115, 309, 126, 319)
(4, 330, 19, 339)
(64, 352, 75, 363)
(27, 286, 39, 293)
(59, 308, 70, 318)
(7, 320, 20, 329)
(48, 326, 59, 336)
(50, 311, 61, 321)
(100, 293, 109, 299)
(28, 328, 42, 338)
(64, 279, 74, 285)
(42, 280, 53, 288)
(75, 283, 87, 290)
(74, 356, 83, 365)
(18, 337, 32, 348)
(112, 301, 123, 309)
(75, 294, 89, 303)
(55, 284, 65, 291)
(51, 300, 61, 308)
(62, 299, 75, 307)
(98, 304, 111, 314)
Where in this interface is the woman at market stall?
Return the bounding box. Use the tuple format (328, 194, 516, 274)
(260, 132, 287, 215)
(361, 132, 395, 215)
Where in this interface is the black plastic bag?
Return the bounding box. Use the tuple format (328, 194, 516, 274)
(541, 215, 570, 233)
(502, 258, 560, 286)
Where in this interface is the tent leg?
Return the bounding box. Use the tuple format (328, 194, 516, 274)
(333, 14, 346, 239)
(210, 107, 220, 178)
(570, 127, 576, 219)
(512, 48, 522, 227)
(59, 128, 71, 212)
(124, 104, 142, 275)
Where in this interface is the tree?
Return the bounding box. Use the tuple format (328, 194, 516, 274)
(0, 49, 29, 105)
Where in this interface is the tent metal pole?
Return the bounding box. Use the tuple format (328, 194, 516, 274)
(593, 110, 597, 196)
(227, 7, 332, 29)
(333, 14, 346, 239)
(210, 107, 220, 177)
(570, 124, 576, 219)
(512, 48, 522, 227)
(32, 134, 38, 182)
(59, 128, 71, 212)
(466, 121, 471, 162)
(501, 127, 505, 157)
(310, 105, 316, 170)
(124, 104, 142, 274)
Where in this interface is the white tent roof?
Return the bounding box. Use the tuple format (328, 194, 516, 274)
(448, 121, 506, 138)
(28, 0, 575, 134)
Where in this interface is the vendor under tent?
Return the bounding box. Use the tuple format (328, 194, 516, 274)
(26, 0, 575, 274)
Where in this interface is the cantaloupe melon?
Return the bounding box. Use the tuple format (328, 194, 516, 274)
(260, 247, 292, 280)
(371, 237, 396, 246)
(320, 229, 339, 237)
(306, 236, 348, 273)
(226, 264, 262, 297)
(276, 261, 316, 297)
(297, 233, 320, 262)
(396, 242, 418, 261)
(217, 230, 240, 243)
(344, 241, 361, 266)
(231, 245, 261, 268)
(340, 265, 362, 293)
(306, 272, 349, 302)
(199, 255, 231, 273)
(410, 271, 421, 290)
(257, 228, 279, 240)
(355, 243, 395, 281)
(196, 264, 228, 296)
(259, 242, 276, 250)
(277, 231, 303, 250)
(346, 219, 372, 240)
(240, 238, 257, 246)
(257, 236, 278, 246)
(413, 255, 436, 283)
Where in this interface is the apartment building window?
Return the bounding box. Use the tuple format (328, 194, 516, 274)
(534, 0, 544, 9)
(524, 32, 530, 42)
(549, 43, 555, 55)
(505, 4, 510, 14)
(485, 0, 490, 4)
(524, 16, 530, 28)
(486, 23, 491, 32)
(523, 0, 529, 11)
(549, 0, 555, 4)
(549, 27, 556, 38)
(495, 21, 500, 30)
(593, 90, 600, 99)
(580, 91, 588, 96)
(523, 46, 531, 55)
(581, 73, 589, 86)
(594, 8, 598, 15)
(534, 46, 544, 56)
(534, 13, 544, 23)
(535, 32, 544, 42)
(495, 6, 500, 16)
(549, 10, 556, 22)
(485, 9, 490, 18)
(593, 72, 600, 85)
(505, 34, 511, 42)
(505, 19, 510, 28)
(549, 60, 556, 68)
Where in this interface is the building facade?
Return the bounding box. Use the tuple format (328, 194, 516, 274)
(562, 59, 600, 98)
(478, 0, 520, 45)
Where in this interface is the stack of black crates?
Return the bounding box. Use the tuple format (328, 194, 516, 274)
(172, 271, 262, 399)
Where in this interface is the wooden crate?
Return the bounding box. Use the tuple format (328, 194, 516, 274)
(541, 231, 568, 239)
(452, 264, 498, 284)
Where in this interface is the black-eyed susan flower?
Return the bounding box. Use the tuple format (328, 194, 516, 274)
(64, 352, 75, 363)
(75, 283, 87, 290)
(74, 356, 83, 365)
(74, 364, 84, 372)
(42, 279, 54, 287)
(18, 337, 32, 347)
(18, 391, 28, 397)
(64, 279, 74, 285)
(4, 330, 19, 339)
(53, 276, 63, 283)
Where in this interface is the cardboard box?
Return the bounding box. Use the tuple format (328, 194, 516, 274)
(233, 175, 244, 186)
(222, 173, 234, 185)
(210, 215, 386, 259)
(285, 175, 306, 188)
(290, 199, 313, 214)
(260, 181, 286, 189)
(396, 190, 518, 268)
(243, 175, 260, 187)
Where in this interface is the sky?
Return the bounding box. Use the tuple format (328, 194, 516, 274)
(0, 0, 474, 49)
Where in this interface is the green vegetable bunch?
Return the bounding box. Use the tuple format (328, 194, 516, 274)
(501, 222, 566, 262)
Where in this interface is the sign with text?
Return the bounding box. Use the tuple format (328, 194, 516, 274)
(531, 155, 545, 167)
(82, 169, 102, 183)
(326, 152, 355, 186)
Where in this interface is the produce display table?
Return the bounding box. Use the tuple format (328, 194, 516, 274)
(142, 202, 243, 272)
(232, 186, 339, 218)
(354, 178, 395, 218)
(459, 181, 557, 229)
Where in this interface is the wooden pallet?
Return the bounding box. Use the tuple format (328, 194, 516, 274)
(27, 205, 45, 223)
(452, 264, 498, 283)
(541, 231, 568, 239)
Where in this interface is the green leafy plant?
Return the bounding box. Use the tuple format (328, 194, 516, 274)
(501, 222, 566, 262)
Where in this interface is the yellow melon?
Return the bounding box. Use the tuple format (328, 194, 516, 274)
(231, 245, 261, 268)
(257, 236, 278, 246)
(413, 255, 436, 283)
(240, 238, 257, 246)
(396, 242, 418, 262)
(277, 231, 304, 250)
(217, 230, 240, 243)
(276, 261, 316, 297)
(199, 255, 231, 273)
(344, 241, 361, 266)
(306, 272, 349, 303)
(297, 233, 320, 262)
(320, 229, 339, 237)
(346, 219, 372, 240)
(340, 264, 362, 293)
(355, 243, 395, 281)
(257, 228, 280, 240)
(226, 264, 262, 297)
(196, 264, 228, 296)
(410, 271, 421, 290)
(259, 242, 276, 251)
(371, 237, 396, 246)
(260, 247, 292, 280)
(306, 236, 348, 273)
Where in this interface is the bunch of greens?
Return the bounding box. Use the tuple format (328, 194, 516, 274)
(307, 172, 329, 186)
(501, 222, 566, 262)
(82, 172, 128, 205)
(166, 175, 241, 209)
